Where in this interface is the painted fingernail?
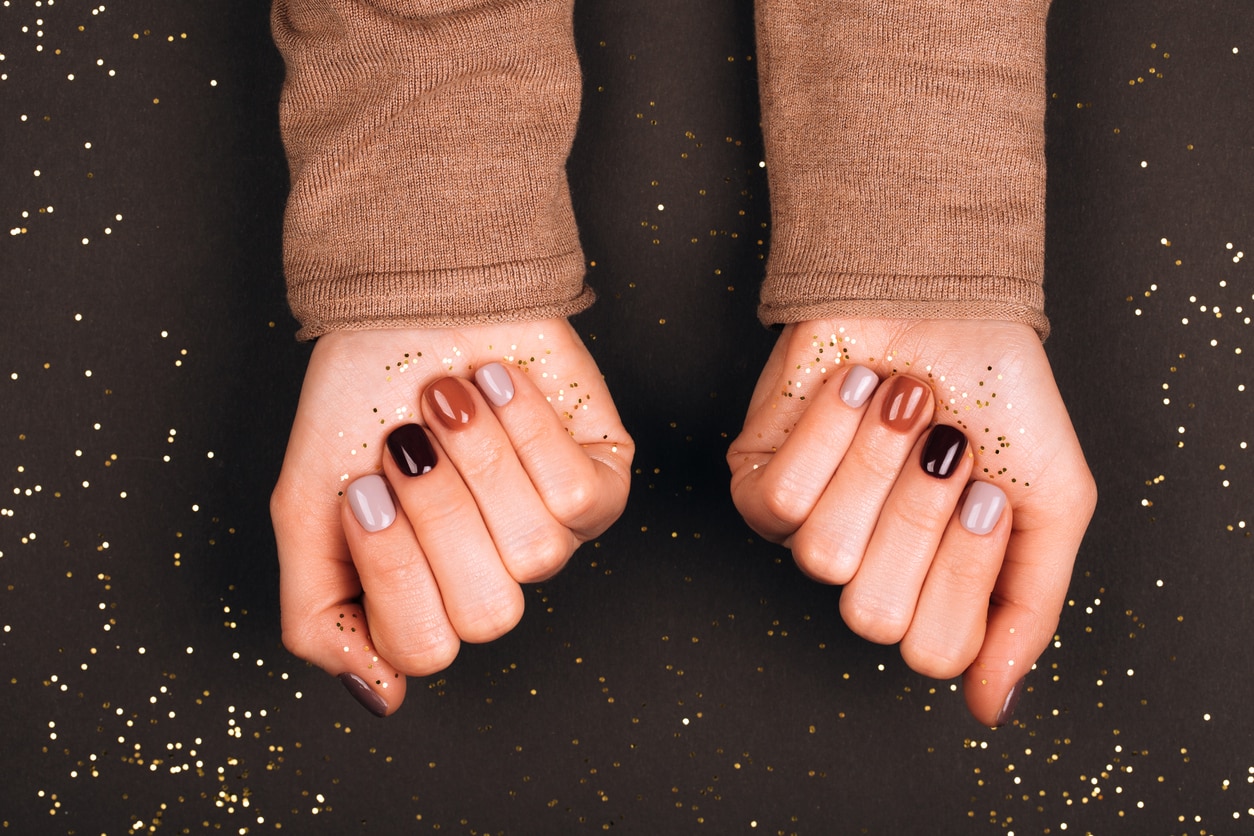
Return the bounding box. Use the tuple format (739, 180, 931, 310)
(881, 377, 929, 431)
(386, 423, 437, 477)
(993, 676, 1026, 728)
(346, 474, 396, 532)
(921, 424, 968, 479)
(425, 377, 476, 431)
(839, 365, 879, 408)
(339, 672, 389, 718)
(960, 481, 1008, 535)
(474, 363, 515, 407)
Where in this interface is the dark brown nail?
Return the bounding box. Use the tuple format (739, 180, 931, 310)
(386, 423, 437, 477)
(339, 672, 388, 717)
(921, 424, 968, 479)
(425, 378, 475, 431)
(881, 377, 929, 431)
(993, 676, 1026, 728)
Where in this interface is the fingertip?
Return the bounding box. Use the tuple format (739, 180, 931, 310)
(282, 602, 409, 718)
(339, 671, 391, 717)
(838, 364, 880, 409)
(453, 583, 526, 644)
(346, 474, 396, 532)
(898, 639, 972, 682)
(879, 374, 934, 432)
(994, 676, 1027, 727)
(959, 481, 1009, 536)
(838, 589, 911, 646)
(423, 376, 477, 431)
(788, 527, 858, 585)
(964, 668, 1027, 728)
(919, 424, 969, 480)
(474, 362, 516, 407)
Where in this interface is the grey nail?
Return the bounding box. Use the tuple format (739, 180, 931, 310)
(960, 481, 1007, 536)
(347, 474, 395, 532)
(474, 362, 515, 407)
(839, 365, 879, 408)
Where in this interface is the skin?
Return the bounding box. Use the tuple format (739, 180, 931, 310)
(728, 318, 1097, 726)
(271, 318, 634, 715)
(274, 314, 1094, 727)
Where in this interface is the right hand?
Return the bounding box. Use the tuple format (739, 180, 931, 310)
(271, 318, 634, 716)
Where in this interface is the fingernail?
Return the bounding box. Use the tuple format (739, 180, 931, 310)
(425, 377, 476, 431)
(346, 474, 396, 532)
(474, 363, 515, 407)
(839, 365, 878, 408)
(339, 672, 389, 718)
(920, 424, 968, 479)
(881, 377, 929, 430)
(386, 423, 437, 476)
(961, 481, 1008, 535)
(993, 676, 1026, 728)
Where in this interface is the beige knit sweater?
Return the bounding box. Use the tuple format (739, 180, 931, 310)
(273, 0, 1050, 341)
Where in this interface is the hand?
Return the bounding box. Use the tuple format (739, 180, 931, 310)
(272, 318, 633, 716)
(728, 319, 1096, 726)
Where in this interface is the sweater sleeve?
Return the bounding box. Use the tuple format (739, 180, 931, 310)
(754, 0, 1051, 339)
(272, 0, 593, 340)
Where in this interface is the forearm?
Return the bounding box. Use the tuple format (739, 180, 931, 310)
(272, 0, 592, 339)
(755, 0, 1051, 338)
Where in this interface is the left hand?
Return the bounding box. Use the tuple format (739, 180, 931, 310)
(728, 318, 1096, 725)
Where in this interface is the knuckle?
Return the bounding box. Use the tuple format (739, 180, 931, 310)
(840, 592, 910, 645)
(790, 528, 855, 585)
(385, 628, 460, 677)
(506, 523, 575, 583)
(548, 477, 598, 525)
(758, 477, 809, 530)
(991, 577, 1059, 623)
(366, 546, 425, 588)
(940, 550, 999, 593)
(456, 590, 525, 644)
(270, 479, 295, 526)
(899, 492, 959, 539)
(1075, 472, 1098, 516)
(900, 637, 972, 681)
(280, 619, 320, 664)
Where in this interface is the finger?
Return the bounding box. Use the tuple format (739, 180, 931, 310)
(726, 325, 829, 484)
(272, 477, 409, 717)
(341, 474, 461, 677)
(839, 425, 974, 644)
(421, 373, 577, 583)
(962, 473, 1096, 726)
(730, 364, 881, 541)
(789, 374, 936, 583)
(382, 423, 525, 643)
(900, 481, 1012, 679)
(475, 362, 631, 541)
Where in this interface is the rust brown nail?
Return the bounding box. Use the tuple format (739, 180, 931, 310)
(425, 377, 475, 430)
(881, 377, 929, 431)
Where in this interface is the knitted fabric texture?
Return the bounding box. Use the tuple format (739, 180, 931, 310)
(755, 0, 1051, 338)
(275, 0, 1051, 340)
(273, 0, 592, 339)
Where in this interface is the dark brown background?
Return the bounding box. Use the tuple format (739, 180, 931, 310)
(3, 1, 1251, 833)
